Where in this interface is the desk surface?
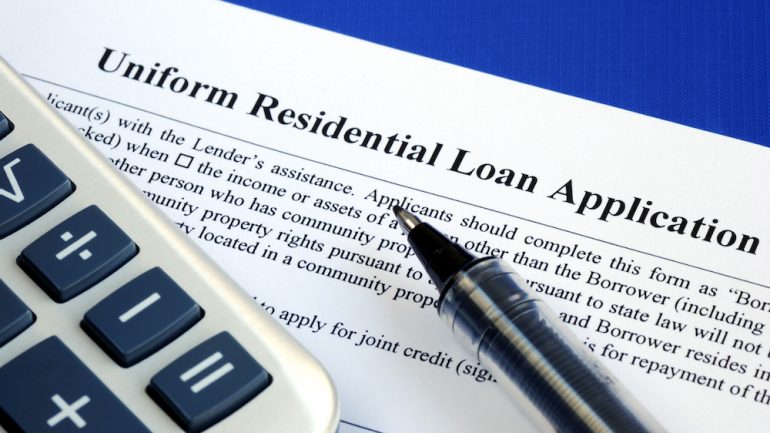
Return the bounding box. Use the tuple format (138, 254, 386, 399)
(227, 0, 769, 148)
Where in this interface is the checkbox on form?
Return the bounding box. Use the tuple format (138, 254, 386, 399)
(174, 153, 193, 168)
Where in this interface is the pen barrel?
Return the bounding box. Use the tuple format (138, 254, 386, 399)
(439, 258, 667, 433)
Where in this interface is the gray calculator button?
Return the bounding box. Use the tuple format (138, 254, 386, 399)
(83, 267, 203, 367)
(18, 205, 137, 302)
(0, 110, 13, 140)
(0, 336, 150, 433)
(148, 332, 271, 433)
(0, 144, 73, 238)
(0, 279, 35, 347)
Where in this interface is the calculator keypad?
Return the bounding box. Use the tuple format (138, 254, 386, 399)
(0, 279, 34, 347)
(0, 102, 274, 431)
(0, 143, 73, 238)
(0, 337, 151, 433)
(18, 205, 138, 303)
(83, 267, 203, 367)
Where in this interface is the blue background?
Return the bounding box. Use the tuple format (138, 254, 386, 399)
(226, 1, 769, 148)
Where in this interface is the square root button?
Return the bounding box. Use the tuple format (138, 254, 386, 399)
(18, 205, 137, 302)
(0, 336, 150, 433)
(148, 332, 271, 433)
(0, 144, 73, 238)
(83, 267, 203, 367)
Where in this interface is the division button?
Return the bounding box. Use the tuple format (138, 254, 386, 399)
(0, 279, 35, 347)
(148, 332, 271, 433)
(0, 336, 150, 433)
(82, 267, 203, 367)
(18, 205, 137, 302)
(0, 143, 73, 238)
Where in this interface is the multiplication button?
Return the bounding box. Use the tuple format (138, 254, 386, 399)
(0, 336, 150, 433)
(0, 279, 35, 347)
(83, 267, 203, 367)
(148, 332, 271, 433)
(18, 205, 137, 302)
(0, 144, 73, 238)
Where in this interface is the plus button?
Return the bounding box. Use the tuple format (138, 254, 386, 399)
(0, 337, 149, 432)
(46, 394, 91, 429)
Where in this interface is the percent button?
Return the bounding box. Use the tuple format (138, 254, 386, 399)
(18, 205, 138, 302)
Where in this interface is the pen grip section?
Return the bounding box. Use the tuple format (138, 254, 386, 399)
(439, 259, 666, 433)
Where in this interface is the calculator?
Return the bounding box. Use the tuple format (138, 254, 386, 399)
(0, 57, 339, 432)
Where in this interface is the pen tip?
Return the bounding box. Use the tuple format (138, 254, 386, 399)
(393, 206, 422, 234)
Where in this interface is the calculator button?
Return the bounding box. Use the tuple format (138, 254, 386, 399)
(148, 332, 271, 433)
(0, 110, 13, 140)
(0, 144, 73, 238)
(18, 205, 137, 303)
(0, 336, 150, 433)
(0, 279, 35, 347)
(83, 267, 203, 367)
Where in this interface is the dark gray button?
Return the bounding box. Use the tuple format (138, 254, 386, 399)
(0, 110, 13, 140)
(148, 332, 271, 433)
(0, 144, 73, 238)
(18, 205, 137, 302)
(0, 279, 35, 347)
(83, 267, 203, 367)
(0, 336, 150, 433)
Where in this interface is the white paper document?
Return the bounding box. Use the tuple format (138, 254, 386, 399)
(2, 1, 770, 431)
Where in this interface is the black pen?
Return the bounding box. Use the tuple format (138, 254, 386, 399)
(393, 206, 667, 433)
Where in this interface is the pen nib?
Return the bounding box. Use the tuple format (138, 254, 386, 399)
(393, 206, 422, 235)
(392, 205, 475, 290)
